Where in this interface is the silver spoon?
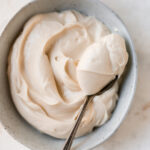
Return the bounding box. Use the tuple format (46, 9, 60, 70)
(63, 75, 118, 150)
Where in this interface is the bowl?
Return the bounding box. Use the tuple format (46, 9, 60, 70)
(0, 0, 137, 149)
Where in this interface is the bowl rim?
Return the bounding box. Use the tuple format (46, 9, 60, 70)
(0, 0, 138, 149)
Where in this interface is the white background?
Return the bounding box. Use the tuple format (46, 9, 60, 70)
(0, 0, 150, 150)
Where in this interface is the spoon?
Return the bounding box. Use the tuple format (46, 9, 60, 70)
(63, 75, 118, 150)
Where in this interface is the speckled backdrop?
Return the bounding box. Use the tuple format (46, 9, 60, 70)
(0, 0, 150, 150)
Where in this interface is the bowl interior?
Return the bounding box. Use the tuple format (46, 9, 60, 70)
(0, 0, 137, 150)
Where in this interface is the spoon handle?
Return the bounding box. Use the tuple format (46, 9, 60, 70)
(63, 95, 93, 150)
(63, 76, 118, 150)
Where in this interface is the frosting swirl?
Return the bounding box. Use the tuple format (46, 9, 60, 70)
(8, 10, 128, 138)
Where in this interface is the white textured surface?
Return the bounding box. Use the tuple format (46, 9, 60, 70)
(0, 0, 150, 150)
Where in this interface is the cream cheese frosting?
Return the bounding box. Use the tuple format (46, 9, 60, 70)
(8, 10, 128, 139)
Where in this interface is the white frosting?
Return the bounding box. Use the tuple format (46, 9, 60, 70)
(8, 10, 128, 139)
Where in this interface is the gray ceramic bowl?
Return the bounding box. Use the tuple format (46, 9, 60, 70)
(0, 0, 137, 150)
